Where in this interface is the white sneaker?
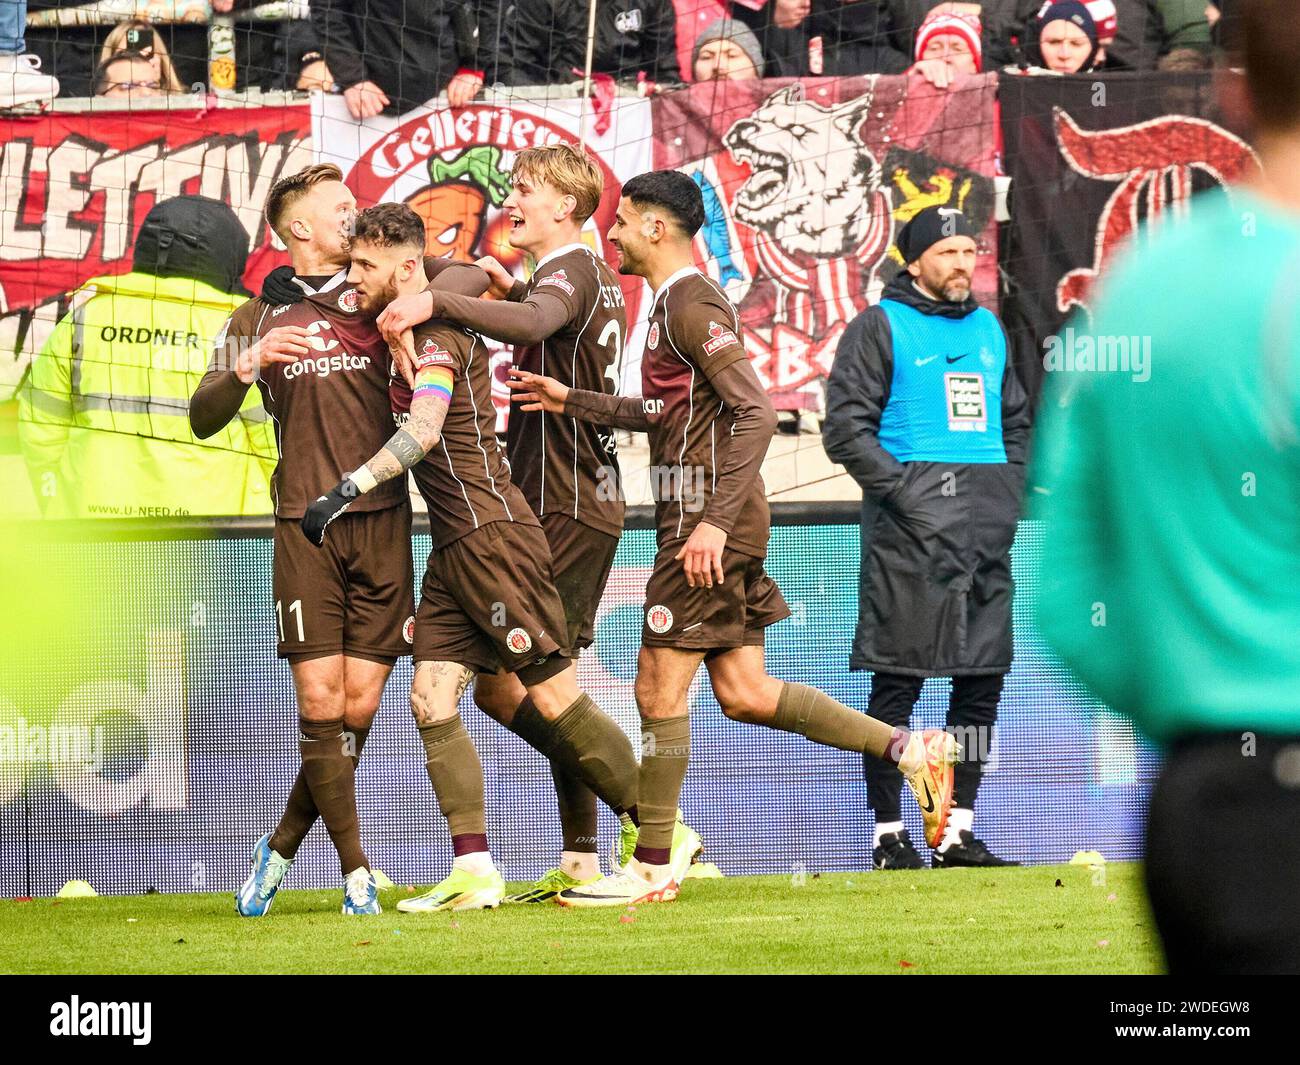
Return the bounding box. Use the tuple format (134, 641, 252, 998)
(0, 53, 60, 110)
(555, 858, 679, 908)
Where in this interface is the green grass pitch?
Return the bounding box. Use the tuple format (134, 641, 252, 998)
(2, 862, 1161, 974)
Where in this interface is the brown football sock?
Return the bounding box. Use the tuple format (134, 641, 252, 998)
(503, 696, 601, 852)
(270, 723, 371, 859)
(633, 714, 690, 865)
(296, 716, 367, 875)
(547, 693, 639, 818)
(773, 682, 911, 763)
(419, 716, 487, 841)
(551, 761, 600, 854)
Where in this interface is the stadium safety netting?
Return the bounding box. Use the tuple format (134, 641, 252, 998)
(0, 515, 1156, 896)
(0, 1, 1236, 894)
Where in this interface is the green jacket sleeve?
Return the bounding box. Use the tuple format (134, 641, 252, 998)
(1156, 0, 1211, 51)
(17, 312, 76, 515)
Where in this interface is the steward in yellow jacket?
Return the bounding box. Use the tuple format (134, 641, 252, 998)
(18, 195, 275, 518)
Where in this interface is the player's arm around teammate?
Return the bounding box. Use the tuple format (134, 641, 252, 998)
(508, 367, 651, 431)
(505, 174, 960, 908)
(301, 205, 645, 912)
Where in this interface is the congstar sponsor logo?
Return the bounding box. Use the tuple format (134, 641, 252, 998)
(282, 352, 372, 380)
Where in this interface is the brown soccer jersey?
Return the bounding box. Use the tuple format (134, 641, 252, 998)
(641, 267, 771, 558)
(392, 321, 536, 550)
(207, 271, 403, 519)
(508, 244, 626, 539)
(196, 258, 484, 519)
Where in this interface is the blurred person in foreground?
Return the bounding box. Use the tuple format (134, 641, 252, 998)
(18, 195, 274, 519)
(1031, 0, 1300, 974)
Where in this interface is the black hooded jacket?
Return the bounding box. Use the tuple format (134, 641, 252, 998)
(310, 0, 499, 112)
(822, 270, 1029, 676)
(733, 0, 913, 78)
(133, 195, 250, 296)
(503, 0, 681, 85)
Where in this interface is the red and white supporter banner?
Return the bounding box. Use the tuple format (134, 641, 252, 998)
(313, 93, 654, 429)
(0, 105, 312, 398)
(654, 74, 999, 411)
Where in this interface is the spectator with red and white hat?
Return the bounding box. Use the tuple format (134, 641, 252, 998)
(1084, 0, 1120, 49)
(909, 5, 982, 88)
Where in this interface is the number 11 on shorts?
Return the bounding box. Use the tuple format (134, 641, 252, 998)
(276, 599, 305, 642)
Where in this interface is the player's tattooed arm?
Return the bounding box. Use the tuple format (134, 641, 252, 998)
(301, 363, 454, 547)
(508, 368, 651, 431)
(359, 364, 455, 486)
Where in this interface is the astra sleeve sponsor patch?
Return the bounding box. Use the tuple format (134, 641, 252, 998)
(702, 320, 740, 357)
(536, 269, 576, 296)
(415, 336, 457, 369)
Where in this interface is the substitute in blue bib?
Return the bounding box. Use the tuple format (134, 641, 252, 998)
(823, 204, 1031, 871)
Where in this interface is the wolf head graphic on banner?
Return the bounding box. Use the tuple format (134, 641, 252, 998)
(660, 77, 998, 411)
(725, 83, 889, 263)
(720, 83, 894, 404)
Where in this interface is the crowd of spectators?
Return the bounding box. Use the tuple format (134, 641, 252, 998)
(2, 1, 1236, 110)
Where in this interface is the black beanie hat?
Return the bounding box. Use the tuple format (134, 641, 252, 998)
(1034, 0, 1102, 70)
(896, 206, 978, 264)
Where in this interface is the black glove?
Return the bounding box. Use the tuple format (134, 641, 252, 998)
(262, 265, 304, 306)
(301, 478, 360, 546)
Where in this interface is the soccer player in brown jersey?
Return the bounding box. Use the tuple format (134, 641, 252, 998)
(302, 203, 645, 913)
(189, 164, 488, 917)
(508, 171, 960, 907)
(371, 144, 699, 901)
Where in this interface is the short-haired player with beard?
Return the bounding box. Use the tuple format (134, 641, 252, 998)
(509, 171, 960, 907)
(302, 203, 647, 913)
(190, 165, 488, 918)
(372, 143, 701, 901)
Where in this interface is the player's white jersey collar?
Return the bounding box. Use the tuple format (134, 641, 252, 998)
(293, 269, 349, 296)
(534, 242, 590, 272)
(651, 265, 701, 306)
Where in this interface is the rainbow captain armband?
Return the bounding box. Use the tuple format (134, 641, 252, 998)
(412, 363, 455, 406)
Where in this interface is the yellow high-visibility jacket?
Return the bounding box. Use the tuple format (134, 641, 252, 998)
(17, 271, 275, 519)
